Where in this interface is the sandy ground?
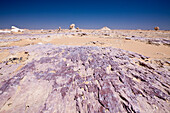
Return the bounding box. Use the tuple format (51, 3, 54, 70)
(0, 29, 170, 60)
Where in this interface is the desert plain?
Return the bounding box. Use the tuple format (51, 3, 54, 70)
(0, 27, 170, 113)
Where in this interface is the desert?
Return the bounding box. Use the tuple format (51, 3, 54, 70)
(0, 25, 169, 113)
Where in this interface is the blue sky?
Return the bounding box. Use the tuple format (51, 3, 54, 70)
(0, 0, 170, 29)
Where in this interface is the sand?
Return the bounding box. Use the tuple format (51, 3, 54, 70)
(0, 29, 170, 60)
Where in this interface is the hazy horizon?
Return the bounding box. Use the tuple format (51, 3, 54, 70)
(0, 0, 170, 30)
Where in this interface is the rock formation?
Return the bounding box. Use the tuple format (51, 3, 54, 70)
(70, 24, 76, 30)
(58, 27, 61, 31)
(154, 26, 160, 31)
(101, 26, 111, 31)
(125, 37, 170, 46)
(41, 29, 44, 33)
(11, 26, 24, 33)
(0, 45, 169, 113)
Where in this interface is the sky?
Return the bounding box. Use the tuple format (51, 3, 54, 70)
(0, 0, 170, 30)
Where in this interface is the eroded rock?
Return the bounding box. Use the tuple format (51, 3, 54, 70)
(154, 26, 160, 31)
(70, 24, 76, 30)
(0, 45, 169, 113)
(11, 26, 24, 33)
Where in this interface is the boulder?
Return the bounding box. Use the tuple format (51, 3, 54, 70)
(154, 26, 159, 31)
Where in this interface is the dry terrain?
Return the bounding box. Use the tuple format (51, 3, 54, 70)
(0, 29, 170, 113)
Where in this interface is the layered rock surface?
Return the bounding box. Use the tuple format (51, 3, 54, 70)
(0, 45, 169, 113)
(125, 37, 170, 46)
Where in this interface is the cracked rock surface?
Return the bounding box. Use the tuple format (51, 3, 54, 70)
(0, 45, 169, 113)
(125, 37, 170, 46)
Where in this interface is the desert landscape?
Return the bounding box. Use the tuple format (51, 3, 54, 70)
(0, 25, 169, 113)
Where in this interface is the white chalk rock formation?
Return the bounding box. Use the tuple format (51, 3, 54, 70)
(101, 26, 111, 31)
(11, 26, 24, 32)
(69, 24, 76, 30)
(58, 27, 61, 31)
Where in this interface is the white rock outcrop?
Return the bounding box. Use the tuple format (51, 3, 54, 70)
(101, 26, 111, 31)
(58, 27, 61, 31)
(11, 26, 24, 33)
(69, 24, 76, 30)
